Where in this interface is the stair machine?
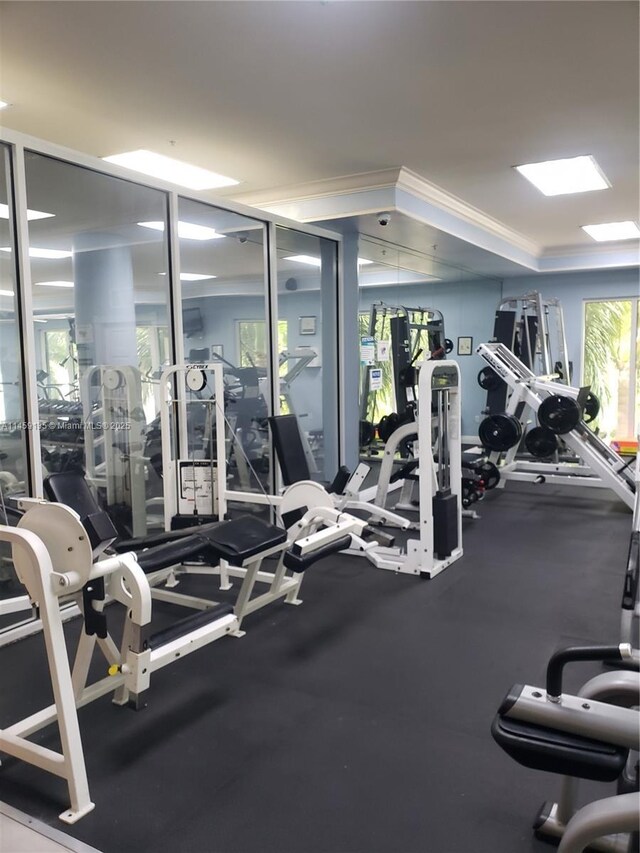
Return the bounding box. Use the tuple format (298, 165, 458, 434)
(476, 343, 636, 510)
(0, 364, 370, 822)
(493, 643, 639, 853)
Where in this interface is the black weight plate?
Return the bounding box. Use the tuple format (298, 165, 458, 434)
(444, 338, 454, 353)
(474, 460, 500, 490)
(477, 367, 503, 392)
(583, 392, 600, 424)
(377, 412, 400, 443)
(478, 413, 522, 452)
(525, 426, 559, 458)
(359, 420, 375, 447)
(538, 395, 581, 435)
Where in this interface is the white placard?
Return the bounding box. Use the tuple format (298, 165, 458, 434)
(377, 340, 390, 362)
(360, 336, 376, 365)
(178, 460, 216, 515)
(369, 367, 383, 391)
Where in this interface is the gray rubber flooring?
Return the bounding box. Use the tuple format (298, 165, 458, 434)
(0, 481, 632, 853)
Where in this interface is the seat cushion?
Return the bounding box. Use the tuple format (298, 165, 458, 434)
(208, 516, 287, 562)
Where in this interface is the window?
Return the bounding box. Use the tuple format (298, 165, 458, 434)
(238, 319, 288, 368)
(359, 311, 396, 423)
(42, 327, 78, 400)
(583, 297, 639, 440)
(136, 326, 171, 421)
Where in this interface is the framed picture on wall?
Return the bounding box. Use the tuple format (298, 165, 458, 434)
(457, 336, 473, 356)
(299, 316, 317, 335)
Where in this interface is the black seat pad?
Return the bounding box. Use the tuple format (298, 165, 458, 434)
(207, 516, 286, 562)
(492, 705, 628, 782)
(135, 534, 216, 573)
(114, 522, 222, 553)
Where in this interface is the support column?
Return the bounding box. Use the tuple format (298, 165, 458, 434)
(73, 235, 137, 371)
(340, 233, 360, 469)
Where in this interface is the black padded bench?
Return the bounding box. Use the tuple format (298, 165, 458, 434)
(491, 685, 629, 783)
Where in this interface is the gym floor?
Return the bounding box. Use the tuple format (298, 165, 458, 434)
(0, 481, 631, 853)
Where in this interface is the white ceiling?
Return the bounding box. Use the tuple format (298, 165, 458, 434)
(0, 1, 638, 256)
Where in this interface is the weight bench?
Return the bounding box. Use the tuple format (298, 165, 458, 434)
(269, 414, 410, 536)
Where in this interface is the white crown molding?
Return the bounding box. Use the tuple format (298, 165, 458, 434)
(394, 167, 540, 257)
(230, 168, 404, 209)
(232, 166, 639, 276)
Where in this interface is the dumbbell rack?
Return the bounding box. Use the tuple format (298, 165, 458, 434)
(477, 343, 636, 510)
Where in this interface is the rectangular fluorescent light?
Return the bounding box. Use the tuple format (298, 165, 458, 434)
(515, 155, 610, 196)
(0, 101, 9, 111)
(103, 149, 239, 190)
(138, 221, 224, 241)
(285, 254, 322, 267)
(581, 221, 640, 242)
(35, 280, 74, 288)
(0, 246, 72, 259)
(285, 254, 373, 267)
(158, 272, 217, 281)
(0, 203, 54, 221)
(0, 289, 14, 296)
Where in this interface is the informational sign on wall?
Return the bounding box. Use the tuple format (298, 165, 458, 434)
(377, 340, 390, 362)
(369, 367, 383, 391)
(360, 336, 376, 365)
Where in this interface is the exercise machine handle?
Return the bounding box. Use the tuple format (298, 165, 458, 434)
(546, 644, 632, 701)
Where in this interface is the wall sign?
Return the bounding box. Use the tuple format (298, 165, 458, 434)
(457, 336, 473, 356)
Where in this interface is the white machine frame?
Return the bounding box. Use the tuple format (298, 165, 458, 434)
(348, 359, 463, 578)
(477, 343, 636, 510)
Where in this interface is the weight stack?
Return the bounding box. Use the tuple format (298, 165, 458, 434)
(432, 490, 459, 558)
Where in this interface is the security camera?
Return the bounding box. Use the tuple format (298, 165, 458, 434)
(237, 232, 249, 244)
(377, 212, 391, 227)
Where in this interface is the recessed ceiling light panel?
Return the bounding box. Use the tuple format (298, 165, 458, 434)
(285, 254, 373, 267)
(0, 101, 9, 111)
(103, 150, 239, 190)
(581, 221, 640, 242)
(35, 280, 74, 288)
(515, 155, 610, 196)
(138, 221, 224, 241)
(0, 203, 55, 221)
(158, 272, 217, 281)
(0, 247, 72, 259)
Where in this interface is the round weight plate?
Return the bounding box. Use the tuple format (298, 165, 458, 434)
(377, 412, 400, 443)
(444, 338, 454, 354)
(477, 367, 503, 392)
(538, 395, 581, 435)
(478, 414, 522, 452)
(583, 392, 600, 424)
(525, 426, 559, 458)
(359, 420, 375, 447)
(473, 460, 500, 490)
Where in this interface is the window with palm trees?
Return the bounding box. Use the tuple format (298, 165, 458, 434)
(583, 298, 639, 440)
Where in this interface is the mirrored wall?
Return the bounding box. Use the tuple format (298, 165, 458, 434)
(0, 132, 343, 552)
(275, 226, 339, 482)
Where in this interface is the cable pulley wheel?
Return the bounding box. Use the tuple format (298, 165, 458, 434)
(478, 413, 522, 452)
(444, 338, 454, 354)
(583, 392, 600, 424)
(477, 367, 503, 392)
(538, 395, 581, 435)
(525, 426, 559, 459)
